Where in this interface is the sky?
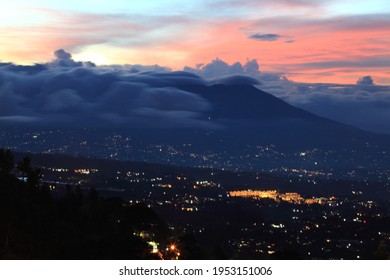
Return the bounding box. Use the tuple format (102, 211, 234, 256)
(1, 0, 389, 84)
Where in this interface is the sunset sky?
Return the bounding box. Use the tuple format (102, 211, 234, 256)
(1, 0, 389, 84)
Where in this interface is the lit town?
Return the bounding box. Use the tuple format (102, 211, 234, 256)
(1, 145, 389, 259)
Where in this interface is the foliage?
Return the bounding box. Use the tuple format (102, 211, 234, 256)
(0, 149, 164, 259)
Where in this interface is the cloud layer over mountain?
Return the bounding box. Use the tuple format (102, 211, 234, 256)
(0, 50, 389, 134)
(0, 50, 213, 128)
(259, 76, 390, 134)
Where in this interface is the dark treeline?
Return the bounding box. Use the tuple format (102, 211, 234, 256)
(0, 148, 169, 259)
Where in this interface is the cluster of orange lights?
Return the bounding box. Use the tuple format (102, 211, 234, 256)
(74, 168, 98, 175)
(230, 190, 278, 199)
(229, 190, 335, 205)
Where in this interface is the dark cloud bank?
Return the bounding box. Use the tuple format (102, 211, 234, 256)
(0, 50, 210, 128)
(265, 76, 390, 135)
(0, 51, 262, 130)
(0, 50, 389, 134)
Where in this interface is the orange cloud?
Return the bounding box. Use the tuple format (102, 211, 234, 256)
(1, 9, 389, 84)
(179, 15, 390, 84)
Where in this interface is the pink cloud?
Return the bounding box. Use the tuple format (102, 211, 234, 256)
(1, 8, 389, 84)
(182, 14, 390, 84)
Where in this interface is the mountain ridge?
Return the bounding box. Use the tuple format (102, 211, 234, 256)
(1, 82, 390, 171)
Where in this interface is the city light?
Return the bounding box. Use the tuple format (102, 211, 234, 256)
(229, 190, 335, 205)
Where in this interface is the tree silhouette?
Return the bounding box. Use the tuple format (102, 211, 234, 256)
(17, 156, 32, 175)
(0, 150, 164, 259)
(17, 156, 42, 188)
(0, 149, 14, 175)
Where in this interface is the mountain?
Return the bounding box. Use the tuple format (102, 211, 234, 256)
(1, 82, 390, 171)
(171, 83, 390, 150)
